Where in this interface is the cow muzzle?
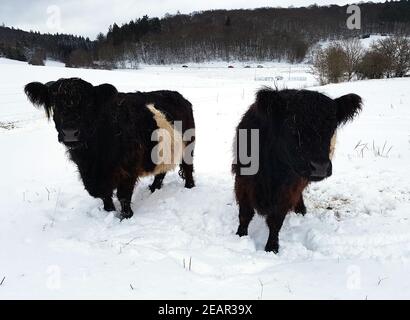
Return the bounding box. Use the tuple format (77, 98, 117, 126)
(61, 128, 80, 142)
(309, 160, 332, 181)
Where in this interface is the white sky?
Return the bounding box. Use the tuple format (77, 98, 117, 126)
(0, 0, 382, 40)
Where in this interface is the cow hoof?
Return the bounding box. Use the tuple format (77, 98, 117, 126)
(149, 185, 160, 193)
(295, 208, 306, 216)
(264, 244, 279, 254)
(236, 226, 248, 237)
(104, 203, 116, 212)
(184, 181, 195, 189)
(120, 210, 134, 220)
(294, 204, 307, 216)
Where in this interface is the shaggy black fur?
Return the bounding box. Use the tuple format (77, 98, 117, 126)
(233, 87, 362, 253)
(25, 78, 195, 219)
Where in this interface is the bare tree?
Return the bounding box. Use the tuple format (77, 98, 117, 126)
(67, 49, 93, 68)
(357, 50, 390, 79)
(311, 46, 328, 85)
(28, 48, 45, 66)
(341, 38, 364, 81)
(311, 43, 348, 84)
(372, 36, 410, 77)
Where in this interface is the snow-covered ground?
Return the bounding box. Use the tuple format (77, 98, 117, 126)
(44, 60, 66, 68)
(317, 34, 399, 50)
(0, 58, 409, 299)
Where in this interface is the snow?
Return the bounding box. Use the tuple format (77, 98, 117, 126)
(0, 58, 410, 299)
(358, 34, 388, 49)
(0, 57, 27, 65)
(317, 34, 392, 50)
(44, 60, 66, 68)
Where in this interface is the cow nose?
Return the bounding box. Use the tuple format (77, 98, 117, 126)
(62, 128, 80, 142)
(310, 160, 332, 178)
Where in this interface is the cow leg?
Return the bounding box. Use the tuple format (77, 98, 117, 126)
(179, 161, 195, 189)
(236, 201, 255, 237)
(265, 210, 287, 253)
(117, 176, 136, 219)
(103, 196, 115, 212)
(85, 181, 115, 212)
(149, 173, 166, 193)
(294, 194, 307, 215)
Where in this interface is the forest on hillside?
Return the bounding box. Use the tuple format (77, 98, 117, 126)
(0, 26, 92, 64)
(1, 1, 410, 66)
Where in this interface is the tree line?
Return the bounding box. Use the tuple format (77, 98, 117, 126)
(1, 1, 410, 67)
(0, 25, 93, 66)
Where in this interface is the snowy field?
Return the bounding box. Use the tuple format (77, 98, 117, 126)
(0, 58, 409, 299)
(318, 34, 390, 49)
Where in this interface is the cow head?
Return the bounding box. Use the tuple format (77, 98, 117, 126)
(24, 78, 118, 149)
(256, 89, 362, 181)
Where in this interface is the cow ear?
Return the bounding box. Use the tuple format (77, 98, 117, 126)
(335, 94, 362, 125)
(24, 82, 52, 119)
(94, 84, 118, 105)
(254, 87, 285, 117)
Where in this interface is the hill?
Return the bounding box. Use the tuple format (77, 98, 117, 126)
(1, 1, 410, 65)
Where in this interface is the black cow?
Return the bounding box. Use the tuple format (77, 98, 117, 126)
(233, 87, 362, 253)
(25, 78, 195, 219)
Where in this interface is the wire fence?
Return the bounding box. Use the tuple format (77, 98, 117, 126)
(0, 68, 313, 130)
